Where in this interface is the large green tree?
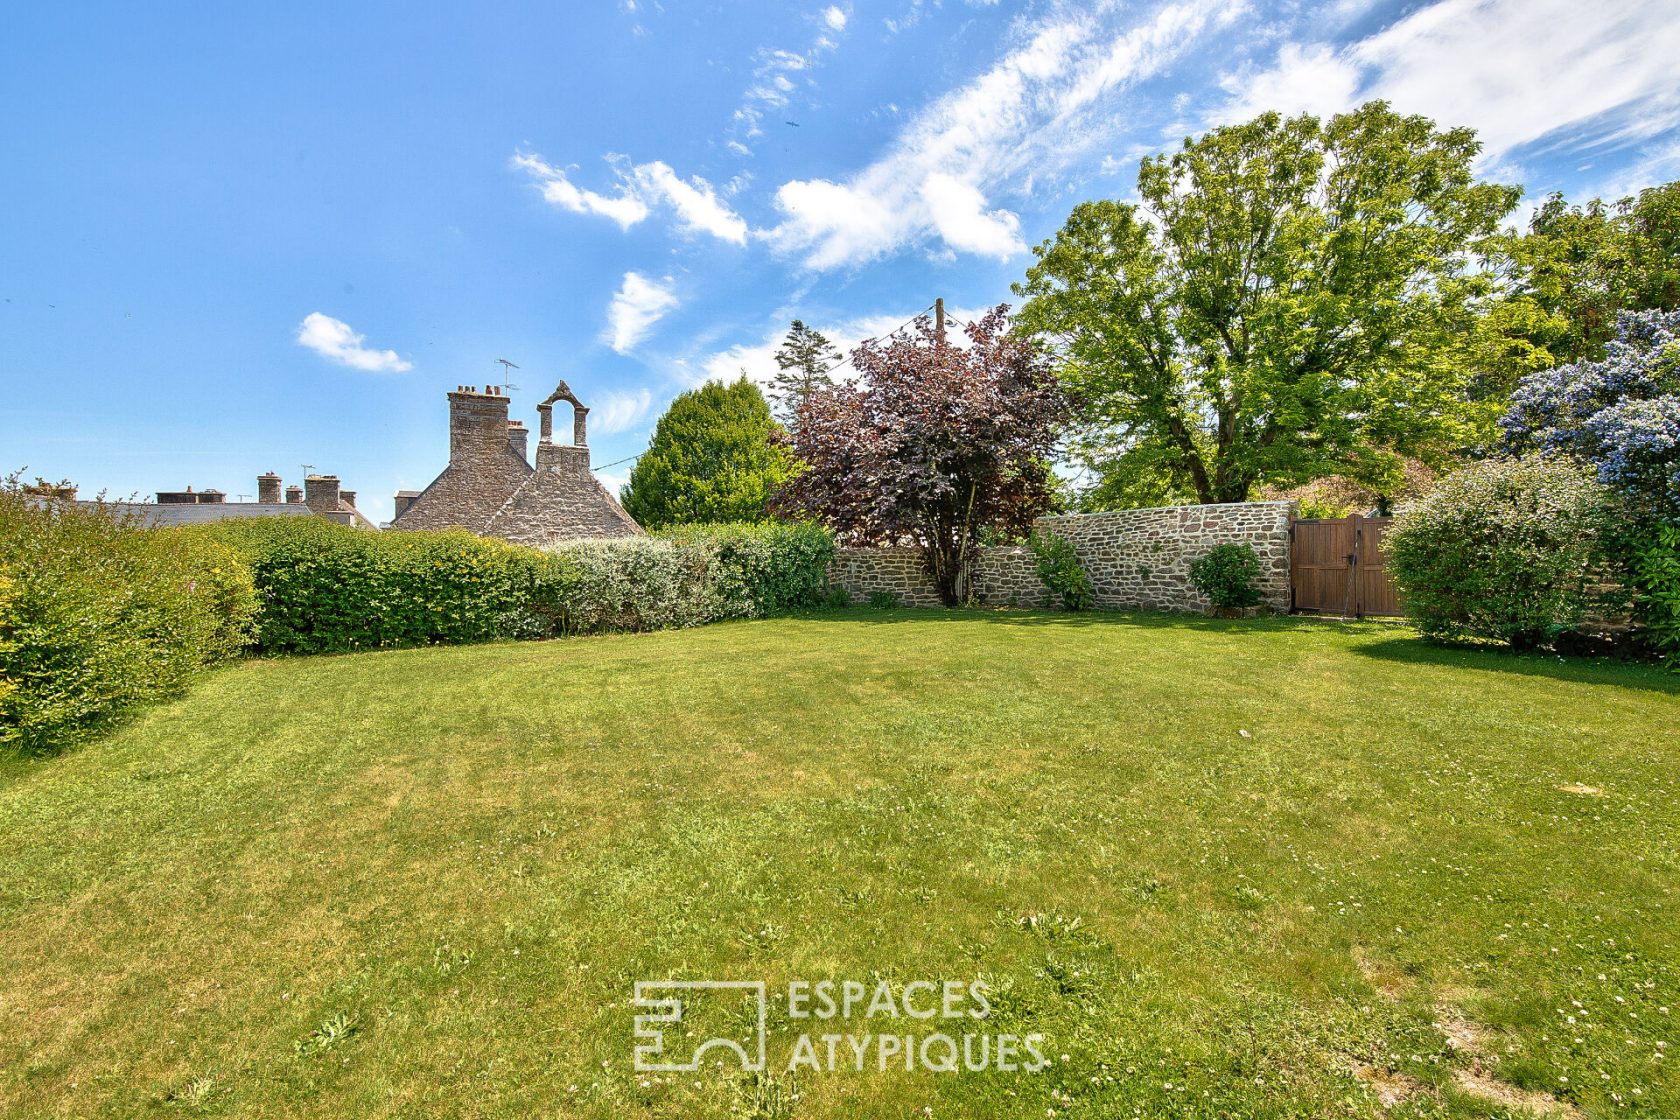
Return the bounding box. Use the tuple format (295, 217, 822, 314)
(1015, 101, 1520, 506)
(620, 378, 797, 529)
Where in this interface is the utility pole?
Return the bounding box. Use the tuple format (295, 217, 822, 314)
(934, 297, 945, 343)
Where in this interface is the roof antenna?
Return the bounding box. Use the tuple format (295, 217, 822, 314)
(495, 358, 521, 392)
(300, 463, 315, 476)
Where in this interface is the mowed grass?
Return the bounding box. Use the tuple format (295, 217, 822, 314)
(1, 612, 1677, 1120)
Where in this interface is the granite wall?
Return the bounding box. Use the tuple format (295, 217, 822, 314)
(829, 501, 1295, 613)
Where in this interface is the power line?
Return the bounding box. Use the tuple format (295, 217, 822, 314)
(591, 451, 642, 471)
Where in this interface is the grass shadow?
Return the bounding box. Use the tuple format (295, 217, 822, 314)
(1350, 635, 1680, 695)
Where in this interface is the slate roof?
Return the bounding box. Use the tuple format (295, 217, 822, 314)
(68, 501, 317, 527)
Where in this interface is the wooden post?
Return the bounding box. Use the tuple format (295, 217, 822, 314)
(934, 297, 945, 342)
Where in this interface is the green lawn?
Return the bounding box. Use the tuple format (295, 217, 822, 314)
(2, 612, 1677, 1119)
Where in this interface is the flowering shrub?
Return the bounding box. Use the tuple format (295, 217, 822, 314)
(1384, 455, 1616, 649)
(1503, 308, 1680, 514)
(1028, 530, 1093, 610)
(1188, 544, 1263, 610)
(1, 483, 256, 754)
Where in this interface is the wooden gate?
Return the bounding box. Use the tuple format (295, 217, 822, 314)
(1290, 515, 1402, 618)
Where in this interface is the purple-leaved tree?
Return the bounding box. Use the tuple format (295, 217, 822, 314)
(776, 306, 1066, 605)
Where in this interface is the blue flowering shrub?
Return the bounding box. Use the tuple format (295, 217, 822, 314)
(1504, 309, 1680, 664)
(1384, 455, 1617, 650)
(1503, 308, 1680, 516)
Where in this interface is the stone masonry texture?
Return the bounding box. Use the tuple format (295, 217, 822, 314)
(392, 383, 641, 543)
(829, 501, 1295, 613)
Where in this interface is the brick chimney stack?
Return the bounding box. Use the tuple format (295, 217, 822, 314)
(257, 472, 282, 504)
(340, 490, 357, 508)
(285, 485, 304, 504)
(303, 474, 341, 514)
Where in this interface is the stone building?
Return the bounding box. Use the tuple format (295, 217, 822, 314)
(50, 473, 376, 528)
(390, 381, 641, 543)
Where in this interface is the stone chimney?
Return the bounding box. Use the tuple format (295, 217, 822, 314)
(448, 385, 513, 465)
(285, 485, 304, 504)
(392, 490, 421, 519)
(303, 475, 340, 513)
(340, 490, 357, 508)
(198, 489, 225, 504)
(157, 487, 196, 504)
(507, 420, 530, 463)
(257, 472, 282, 504)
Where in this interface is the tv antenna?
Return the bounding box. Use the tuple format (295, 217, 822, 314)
(494, 358, 521, 392)
(300, 463, 316, 475)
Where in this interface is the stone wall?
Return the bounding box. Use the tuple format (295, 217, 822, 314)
(828, 501, 1295, 613)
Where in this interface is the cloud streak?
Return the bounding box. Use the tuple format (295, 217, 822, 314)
(762, 0, 1244, 269)
(295, 313, 413, 373)
(603, 273, 679, 354)
(514, 153, 747, 244)
(1212, 0, 1680, 170)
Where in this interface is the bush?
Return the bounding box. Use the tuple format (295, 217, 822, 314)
(198, 518, 564, 654)
(1384, 455, 1617, 649)
(867, 590, 901, 609)
(1, 484, 256, 754)
(1188, 543, 1263, 610)
(658, 522, 835, 616)
(1634, 522, 1680, 668)
(1028, 531, 1093, 610)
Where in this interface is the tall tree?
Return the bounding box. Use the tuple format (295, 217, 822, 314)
(776, 306, 1065, 605)
(620, 378, 797, 529)
(768, 320, 841, 422)
(1486, 181, 1680, 368)
(1014, 101, 1521, 506)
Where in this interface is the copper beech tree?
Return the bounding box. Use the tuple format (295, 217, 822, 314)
(776, 306, 1066, 605)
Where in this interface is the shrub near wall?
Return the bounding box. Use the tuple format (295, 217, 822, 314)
(546, 522, 837, 633)
(0, 488, 256, 754)
(1384, 455, 1619, 649)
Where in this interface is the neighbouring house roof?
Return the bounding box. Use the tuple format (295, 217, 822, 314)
(64, 501, 317, 527)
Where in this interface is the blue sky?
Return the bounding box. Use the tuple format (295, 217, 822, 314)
(4, 0, 1678, 521)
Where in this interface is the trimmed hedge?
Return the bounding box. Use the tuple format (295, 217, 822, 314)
(197, 518, 565, 654)
(1, 486, 256, 755)
(195, 518, 837, 655)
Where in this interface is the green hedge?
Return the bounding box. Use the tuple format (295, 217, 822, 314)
(195, 518, 570, 654)
(196, 518, 837, 655)
(1, 486, 256, 755)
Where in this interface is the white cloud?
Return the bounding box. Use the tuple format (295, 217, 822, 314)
(510, 153, 649, 229)
(514, 152, 746, 244)
(728, 9, 853, 151)
(603, 273, 679, 354)
(763, 0, 1243, 268)
(632, 162, 750, 243)
(1212, 0, 1680, 166)
(591, 387, 657, 434)
(295, 312, 413, 373)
